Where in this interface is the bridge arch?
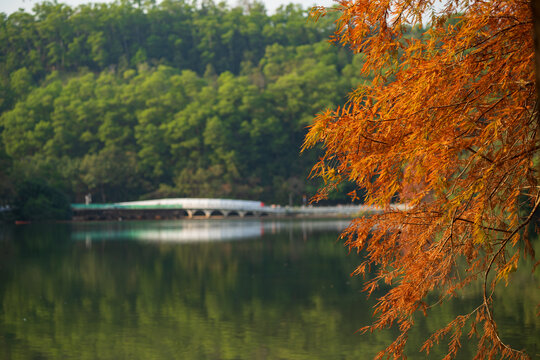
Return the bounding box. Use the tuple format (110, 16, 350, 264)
(192, 210, 207, 217)
(210, 210, 225, 217)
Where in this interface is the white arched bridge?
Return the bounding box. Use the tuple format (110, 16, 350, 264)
(72, 198, 282, 221)
(71, 198, 407, 221)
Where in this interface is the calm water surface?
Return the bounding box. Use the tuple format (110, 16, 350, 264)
(0, 219, 538, 359)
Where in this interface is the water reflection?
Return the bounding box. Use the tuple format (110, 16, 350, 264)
(70, 219, 352, 243)
(0, 220, 538, 359)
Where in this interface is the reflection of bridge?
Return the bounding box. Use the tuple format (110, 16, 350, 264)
(71, 219, 353, 243)
(71, 198, 408, 221)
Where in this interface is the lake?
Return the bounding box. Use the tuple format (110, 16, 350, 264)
(0, 219, 538, 359)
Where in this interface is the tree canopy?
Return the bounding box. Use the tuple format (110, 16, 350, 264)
(0, 0, 377, 209)
(303, 0, 539, 359)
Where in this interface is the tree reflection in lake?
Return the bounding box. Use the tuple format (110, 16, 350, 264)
(0, 220, 538, 359)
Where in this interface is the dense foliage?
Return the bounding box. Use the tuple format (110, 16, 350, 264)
(0, 0, 384, 209)
(304, 0, 539, 359)
(12, 180, 71, 221)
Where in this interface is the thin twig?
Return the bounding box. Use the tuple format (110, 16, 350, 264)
(482, 192, 540, 357)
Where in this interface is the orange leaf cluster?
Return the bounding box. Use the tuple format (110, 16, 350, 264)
(304, 1, 539, 359)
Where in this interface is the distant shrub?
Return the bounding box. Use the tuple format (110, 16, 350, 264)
(13, 180, 71, 221)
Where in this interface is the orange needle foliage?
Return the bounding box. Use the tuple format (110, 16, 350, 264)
(303, 0, 539, 359)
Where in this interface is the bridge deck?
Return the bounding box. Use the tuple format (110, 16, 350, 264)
(71, 198, 407, 221)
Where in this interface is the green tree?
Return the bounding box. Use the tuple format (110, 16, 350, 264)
(79, 145, 140, 203)
(12, 179, 71, 220)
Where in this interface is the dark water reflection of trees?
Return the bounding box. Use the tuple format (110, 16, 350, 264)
(0, 220, 538, 359)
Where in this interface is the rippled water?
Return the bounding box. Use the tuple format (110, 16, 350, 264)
(0, 219, 538, 359)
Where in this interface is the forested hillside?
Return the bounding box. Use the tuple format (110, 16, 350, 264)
(0, 0, 423, 214)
